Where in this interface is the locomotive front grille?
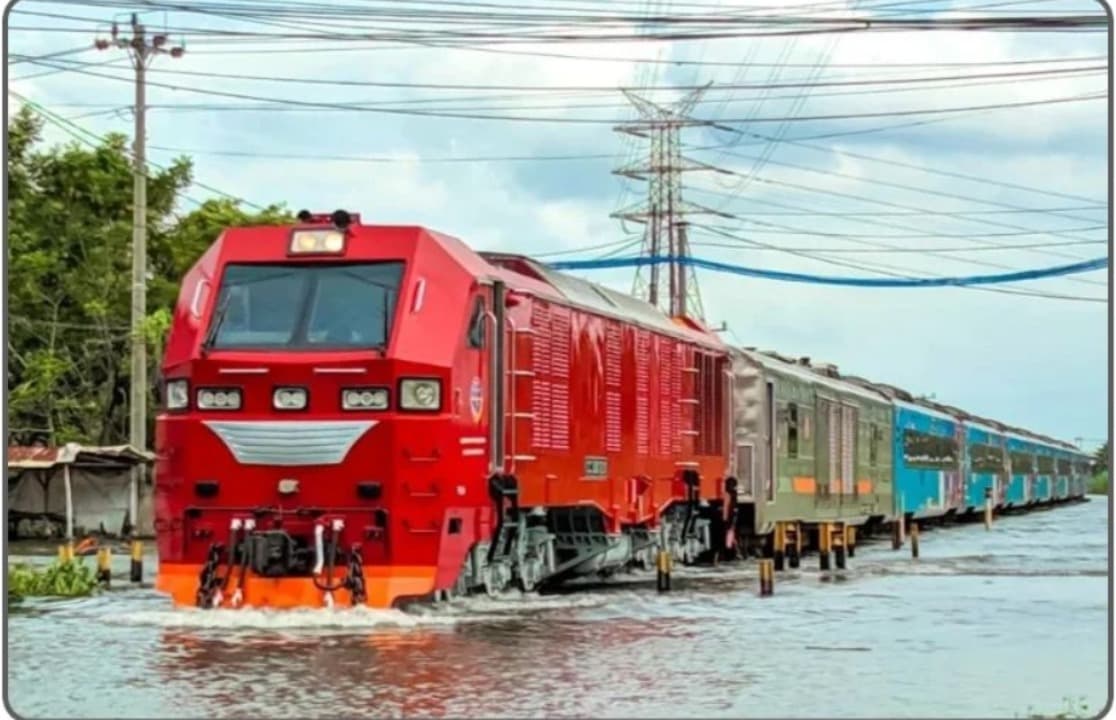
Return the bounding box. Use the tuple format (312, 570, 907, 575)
(203, 420, 378, 466)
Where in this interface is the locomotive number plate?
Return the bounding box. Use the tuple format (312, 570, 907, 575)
(583, 456, 608, 478)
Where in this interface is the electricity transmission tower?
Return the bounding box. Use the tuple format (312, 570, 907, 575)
(95, 15, 184, 539)
(611, 85, 730, 321)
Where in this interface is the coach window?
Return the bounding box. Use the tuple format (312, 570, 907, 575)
(1010, 451, 1034, 474)
(869, 424, 880, 466)
(787, 402, 799, 458)
(467, 296, 486, 349)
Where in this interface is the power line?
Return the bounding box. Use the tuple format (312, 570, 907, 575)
(7, 14, 1107, 43)
(551, 233, 1105, 256)
(683, 185, 1108, 286)
(730, 173, 1107, 268)
(58, 60, 1103, 119)
(18, 53, 1104, 92)
(689, 222, 1107, 302)
(704, 147, 1106, 227)
(17, 58, 1109, 124)
(547, 252, 1108, 288)
(697, 128, 1107, 205)
(9, 91, 266, 211)
(696, 225, 1106, 243)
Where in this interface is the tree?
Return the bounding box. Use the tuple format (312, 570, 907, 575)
(1093, 441, 1109, 474)
(6, 105, 291, 446)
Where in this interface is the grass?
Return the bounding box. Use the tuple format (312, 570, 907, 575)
(1023, 696, 1095, 720)
(7, 558, 99, 601)
(1088, 471, 1108, 495)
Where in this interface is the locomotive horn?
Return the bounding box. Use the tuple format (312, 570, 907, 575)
(331, 209, 353, 229)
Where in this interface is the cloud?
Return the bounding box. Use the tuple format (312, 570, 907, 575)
(7, 0, 1109, 442)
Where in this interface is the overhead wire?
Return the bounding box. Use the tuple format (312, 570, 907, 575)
(546, 251, 1108, 290)
(684, 224, 1107, 302)
(15, 53, 1104, 92)
(16, 57, 1108, 124)
(7, 90, 268, 211)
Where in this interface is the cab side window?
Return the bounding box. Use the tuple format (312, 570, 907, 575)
(467, 296, 487, 349)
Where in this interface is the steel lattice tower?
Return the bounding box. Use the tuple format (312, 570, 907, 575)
(611, 85, 729, 321)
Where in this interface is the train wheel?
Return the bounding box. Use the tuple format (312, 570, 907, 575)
(516, 557, 543, 593)
(483, 562, 510, 598)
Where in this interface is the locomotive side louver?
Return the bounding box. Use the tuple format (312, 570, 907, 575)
(203, 420, 377, 466)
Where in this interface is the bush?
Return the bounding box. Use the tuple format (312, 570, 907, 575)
(1089, 471, 1108, 495)
(7, 559, 99, 600)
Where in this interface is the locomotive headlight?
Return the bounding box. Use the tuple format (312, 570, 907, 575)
(166, 379, 189, 410)
(197, 387, 242, 410)
(273, 387, 308, 410)
(342, 387, 388, 410)
(289, 229, 346, 255)
(400, 379, 441, 411)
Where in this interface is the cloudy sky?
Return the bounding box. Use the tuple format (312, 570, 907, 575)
(6, 0, 1110, 447)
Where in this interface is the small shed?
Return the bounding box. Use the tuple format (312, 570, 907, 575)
(7, 443, 155, 540)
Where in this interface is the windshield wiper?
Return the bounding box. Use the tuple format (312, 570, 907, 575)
(201, 294, 233, 356)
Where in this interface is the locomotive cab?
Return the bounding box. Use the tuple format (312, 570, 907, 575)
(154, 212, 498, 609)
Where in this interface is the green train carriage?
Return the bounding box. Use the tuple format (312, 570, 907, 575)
(728, 348, 894, 561)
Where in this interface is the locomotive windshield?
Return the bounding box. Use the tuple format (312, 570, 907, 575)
(205, 262, 405, 350)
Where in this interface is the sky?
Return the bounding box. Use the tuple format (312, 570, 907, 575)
(5, 0, 1111, 449)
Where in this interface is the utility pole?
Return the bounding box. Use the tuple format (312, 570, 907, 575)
(96, 16, 183, 544)
(611, 85, 731, 321)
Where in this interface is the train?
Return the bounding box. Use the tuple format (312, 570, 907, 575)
(152, 211, 1093, 610)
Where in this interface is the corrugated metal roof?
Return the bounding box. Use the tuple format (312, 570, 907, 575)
(7, 443, 154, 470)
(480, 252, 720, 345)
(737, 349, 890, 404)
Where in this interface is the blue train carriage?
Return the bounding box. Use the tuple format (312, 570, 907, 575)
(961, 416, 1011, 513)
(1004, 432, 1039, 506)
(1032, 439, 1056, 504)
(1053, 445, 1072, 501)
(1073, 452, 1092, 498)
(892, 399, 965, 521)
(1055, 440, 1090, 501)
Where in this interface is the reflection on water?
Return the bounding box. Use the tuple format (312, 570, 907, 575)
(6, 500, 1110, 719)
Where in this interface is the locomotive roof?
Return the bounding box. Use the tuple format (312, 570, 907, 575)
(478, 252, 721, 346)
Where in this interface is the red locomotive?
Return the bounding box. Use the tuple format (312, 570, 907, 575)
(154, 210, 736, 609)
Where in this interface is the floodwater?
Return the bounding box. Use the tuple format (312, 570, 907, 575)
(6, 499, 1111, 719)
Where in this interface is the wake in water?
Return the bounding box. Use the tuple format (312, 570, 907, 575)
(97, 586, 614, 631)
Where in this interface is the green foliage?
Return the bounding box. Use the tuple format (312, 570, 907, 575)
(7, 560, 98, 599)
(1088, 470, 1108, 495)
(1092, 442, 1108, 474)
(6, 105, 291, 445)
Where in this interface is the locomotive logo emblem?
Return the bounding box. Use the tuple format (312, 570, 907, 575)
(470, 377, 484, 423)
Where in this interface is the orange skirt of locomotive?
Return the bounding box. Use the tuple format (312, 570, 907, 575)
(156, 563, 438, 609)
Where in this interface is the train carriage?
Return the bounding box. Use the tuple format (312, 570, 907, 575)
(891, 401, 963, 520)
(1072, 457, 1088, 498)
(1006, 435, 1039, 506)
(963, 420, 1009, 513)
(1033, 443, 1055, 503)
(1054, 450, 1072, 501)
(727, 350, 894, 547)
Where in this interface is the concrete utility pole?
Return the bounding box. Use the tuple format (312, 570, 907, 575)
(610, 85, 731, 321)
(96, 16, 184, 540)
